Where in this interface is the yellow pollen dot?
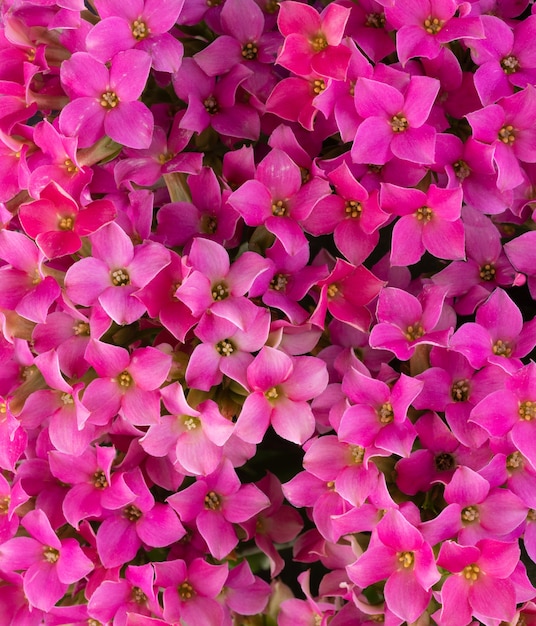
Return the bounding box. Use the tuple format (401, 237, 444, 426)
(424, 16, 443, 34)
(211, 282, 229, 301)
(0, 496, 10, 514)
(73, 321, 90, 336)
(397, 551, 414, 569)
(327, 283, 339, 298)
(461, 505, 479, 523)
(124, 504, 142, 521)
(216, 339, 234, 356)
(100, 91, 119, 109)
(498, 125, 516, 144)
(451, 379, 470, 402)
(271, 199, 287, 216)
(58, 215, 74, 231)
(312, 78, 326, 95)
(404, 322, 425, 341)
(270, 273, 288, 291)
(365, 12, 385, 28)
(492, 339, 512, 357)
(377, 402, 394, 424)
(158, 152, 174, 164)
(453, 159, 471, 180)
(390, 114, 408, 132)
(118, 370, 133, 387)
(93, 470, 109, 489)
(241, 41, 258, 60)
(416, 206, 433, 221)
(32, 268, 41, 285)
(182, 415, 200, 431)
(178, 581, 196, 600)
(501, 55, 519, 74)
(350, 445, 365, 464)
(345, 200, 362, 218)
(64, 158, 78, 173)
(88, 620, 102, 626)
(265, 386, 279, 400)
(479, 263, 496, 281)
(462, 563, 480, 581)
(204, 490, 221, 510)
(132, 19, 149, 40)
(61, 393, 74, 405)
(519, 400, 536, 421)
(326, 480, 335, 490)
(131, 586, 147, 604)
(43, 546, 60, 563)
(311, 34, 328, 52)
(506, 451, 523, 470)
(313, 615, 322, 626)
(27, 48, 36, 62)
(0, 402, 7, 414)
(111, 268, 130, 286)
(204, 95, 219, 114)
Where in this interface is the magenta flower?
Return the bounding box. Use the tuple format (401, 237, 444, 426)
(59, 50, 153, 149)
(96, 467, 185, 568)
(167, 459, 270, 560)
(82, 340, 171, 427)
(86, 0, 185, 72)
(351, 75, 440, 165)
(504, 230, 536, 300)
(436, 539, 520, 625)
(276, 1, 352, 80)
(0, 509, 94, 612)
(348, 509, 440, 623)
(381, 182, 465, 266)
(234, 345, 328, 445)
(64, 222, 170, 325)
(19, 181, 116, 259)
(370, 285, 454, 361)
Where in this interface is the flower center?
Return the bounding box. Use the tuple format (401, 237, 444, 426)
(311, 34, 328, 52)
(64, 158, 78, 173)
(451, 379, 470, 402)
(0, 496, 10, 514)
(528, 509, 536, 522)
(182, 415, 200, 430)
(327, 283, 339, 298)
(204, 490, 221, 510)
(434, 452, 455, 471)
(93, 470, 109, 489)
(271, 199, 288, 216)
(423, 16, 443, 34)
(73, 321, 90, 336)
(345, 200, 362, 218)
(500, 55, 519, 74)
(178, 581, 196, 600)
(270, 273, 288, 291)
(453, 159, 471, 181)
(241, 41, 258, 60)
(201, 214, 218, 234)
(479, 263, 496, 281)
(492, 339, 512, 357)
(519, 401, 536, 421)
(391, 114, 408, 132)
(216, 339, 235, 356)
(416, 206, 433, 222)
(377, 401, 394, 424)
(118, 371, 133, 387)
(265, 386, 279, 400)
(211, 281, 229, 301)
(111, 268, 130, 286)
(58, 215, 74, 231)
(124, 504, 143, 521)
(506, 451, 523, 470)
(462, 563, 480, 582)
(350, 445, 365, 464)
(397, 551, 414, 569)
(365, 12, 385, 28)
(132, 19, 149, 40)
(100, 91, 119, 109)
(43, 546, 60, 563)
(312, 78, 326, 95)
(131, 586, 147, 604)
(498, 125, 516, 144)
(461, 505, 479, 523)
(204, 96, 219, 114)
(61, 392, 74, 405)
(404, 322, 425, 341)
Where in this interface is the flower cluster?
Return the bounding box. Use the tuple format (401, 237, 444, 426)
(1, 0, 536, 624)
